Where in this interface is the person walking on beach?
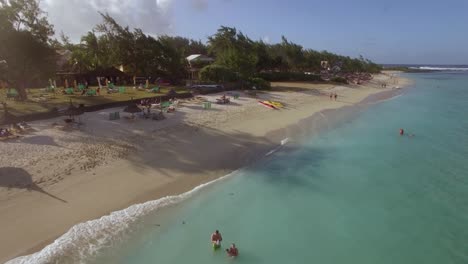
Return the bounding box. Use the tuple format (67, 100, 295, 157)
(329, 93, 333, 100)
(211, 230, 223, 248)
(334, 93, 338, 101)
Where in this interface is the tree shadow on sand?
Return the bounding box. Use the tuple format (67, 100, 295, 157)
(0, 167, 67, 203)
(7, 135, 62, 147)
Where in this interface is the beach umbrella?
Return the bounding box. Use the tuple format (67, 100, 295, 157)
(123, 98, 142, 118)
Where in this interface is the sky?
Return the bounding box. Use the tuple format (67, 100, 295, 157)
(40, 0, 468, 64)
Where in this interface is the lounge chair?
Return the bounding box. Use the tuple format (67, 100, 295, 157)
(160, 101, 171, 112)
(118, 87, 126, 94)
(6, 89, 19, 99)
(78, 84, 85, 91)
(149, 87, 160, 93)
(65, 88, 74, 95)
(86, 89, 96, 96)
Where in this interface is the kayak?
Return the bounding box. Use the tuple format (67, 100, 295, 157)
(258, 101, 276, 109)
(265, 100, 284, 108)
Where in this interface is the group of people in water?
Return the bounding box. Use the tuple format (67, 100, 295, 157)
(211, 230, 238, 257)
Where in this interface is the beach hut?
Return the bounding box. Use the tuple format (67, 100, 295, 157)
(186, 54, 215, 82)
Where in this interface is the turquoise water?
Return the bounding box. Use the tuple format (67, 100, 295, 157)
(90, 73, 468, 263)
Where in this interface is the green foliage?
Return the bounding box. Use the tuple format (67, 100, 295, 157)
(199, 65, 238, 82)
(330, 76, 348, 84)
(0, 0, 54, 43)
(208, 26, 258, 79)
(258, 72, 323, 82)
(384, 66, 409, 71)
(247, 77, 270, 90)
(0, 0, 56, 100)
(0, 2, 385, 102)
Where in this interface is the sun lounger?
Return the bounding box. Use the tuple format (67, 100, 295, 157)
(65, 88, 74, 95)
(78, 84, 85, 91)
(86, 89, 96, 96)
(118, 87, 126, 94)
(150, 87, 160, 93)
(6, 89, 19, 99)
(160, 101, 171, 112)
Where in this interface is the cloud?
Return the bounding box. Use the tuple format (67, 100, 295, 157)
(40, 0, 175, 42)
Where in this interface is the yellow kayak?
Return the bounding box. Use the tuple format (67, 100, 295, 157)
(265, 101, 284, 108)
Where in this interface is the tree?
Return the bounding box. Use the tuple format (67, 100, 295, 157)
(0, 0, 56, 100)
(199, 64, 237, 82)
(208, 26, 258, 79)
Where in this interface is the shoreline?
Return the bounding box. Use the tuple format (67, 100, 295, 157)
(1, 72, 412, 263)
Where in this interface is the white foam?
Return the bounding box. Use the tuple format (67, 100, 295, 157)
(365, 94, 403, 105)
(6, 171, 238, 264)
(410, 66, 468, 71)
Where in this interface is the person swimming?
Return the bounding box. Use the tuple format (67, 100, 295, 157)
(226, 243, 239, 257)
(399, 128, 404, 135)
(211, 230, 222, 248)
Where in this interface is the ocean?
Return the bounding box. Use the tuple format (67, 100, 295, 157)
(10, 72, 468, 264)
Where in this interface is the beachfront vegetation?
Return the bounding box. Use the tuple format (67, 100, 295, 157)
(0, 0, 382, 102)
(247, 77, 271, 90)
(199, 65, 238, 83)
(0, 0, 56, 100)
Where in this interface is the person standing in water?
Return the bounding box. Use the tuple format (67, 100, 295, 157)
(211, 230, 222, 248)
(226, 243, 239, 257)
(399, 128, 404, 136)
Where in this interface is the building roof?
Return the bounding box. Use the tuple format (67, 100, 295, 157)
(186, 54, 214, 62)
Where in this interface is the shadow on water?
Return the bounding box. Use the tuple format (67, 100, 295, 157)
(251, 146, 330, 191)
(0, 167, 67, 203)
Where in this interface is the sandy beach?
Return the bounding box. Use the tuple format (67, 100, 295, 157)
(0, 72, 410, 262)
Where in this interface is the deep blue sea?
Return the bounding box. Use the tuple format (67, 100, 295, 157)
(10, 72, 468, 264)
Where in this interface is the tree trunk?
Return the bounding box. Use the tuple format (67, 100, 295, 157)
(17, 80, 28, 101)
